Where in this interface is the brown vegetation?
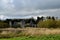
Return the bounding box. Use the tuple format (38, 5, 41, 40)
(0, 28, 60, 37)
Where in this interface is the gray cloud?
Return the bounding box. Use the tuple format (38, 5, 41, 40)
(13, 0, 60, 9)
(0, 0, 60, 19)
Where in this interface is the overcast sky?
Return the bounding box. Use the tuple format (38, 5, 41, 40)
(0, 0, 60, 19)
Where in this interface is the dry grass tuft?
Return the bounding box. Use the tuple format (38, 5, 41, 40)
(22, 28, 60, 36)
(0, 28, 60, 37)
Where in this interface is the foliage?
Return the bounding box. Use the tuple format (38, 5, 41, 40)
(0, 22, 9, 28)
(56, 20, 60, 28)
(0, 16, 59, 28)
(37, 19, 57, 28)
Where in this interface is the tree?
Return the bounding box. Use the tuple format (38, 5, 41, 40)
(40, 16, 44, 21)
(36, 16, 42, 24)
(52, 16, 55, 20)
(46, 16, 51, 19)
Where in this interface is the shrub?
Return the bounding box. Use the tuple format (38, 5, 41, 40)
(56, 20, 60, 28)
(0, 22, 9, 28)
(37, 19, 57, 28)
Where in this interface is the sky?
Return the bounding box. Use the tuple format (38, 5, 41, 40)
(0, 0, 60, 19)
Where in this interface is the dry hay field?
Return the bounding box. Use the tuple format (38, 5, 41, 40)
(0, 27, 60, 36)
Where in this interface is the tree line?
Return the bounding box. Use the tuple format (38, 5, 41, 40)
(0, 16, 59, 28)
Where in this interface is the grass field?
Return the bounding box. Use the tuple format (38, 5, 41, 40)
(0, 28, 60, 40)
(0, 34, 60, 40)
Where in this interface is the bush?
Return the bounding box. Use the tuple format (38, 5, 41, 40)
(37, 19, 57, 28)
(0, 22, 9, 28)
(56, 20, 60, 28)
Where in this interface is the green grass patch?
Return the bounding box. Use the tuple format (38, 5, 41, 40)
(0, 34, 60, 40)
